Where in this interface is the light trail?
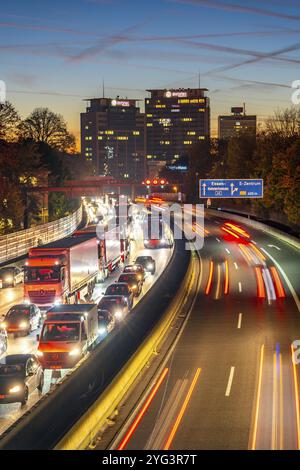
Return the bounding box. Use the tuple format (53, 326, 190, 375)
(205, 261, 214, 295)
(251, 344, 265, 450)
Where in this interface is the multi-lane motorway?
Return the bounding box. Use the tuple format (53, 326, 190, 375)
(0, 231, 173, 436)
(104, 209, 300, 451)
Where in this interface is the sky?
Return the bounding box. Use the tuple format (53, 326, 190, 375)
(1, 0, 300, 144)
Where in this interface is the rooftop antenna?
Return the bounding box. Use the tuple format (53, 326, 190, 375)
(243, 102, 246, 115)
(102, 79, 105, 98)
(198, 71, 201, 89)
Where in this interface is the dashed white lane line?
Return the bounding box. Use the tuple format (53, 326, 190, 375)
(238, 282, 242, 293)
(216, 237, 221, 243)
(268, 244, 281, 251)
(237, 313, 243, 329)
(234, 262, 238, 270)
(225, 248, 231, 254)
(225, 367, 235, 397)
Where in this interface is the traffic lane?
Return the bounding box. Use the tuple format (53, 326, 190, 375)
(207, 211, 300, 297)
(0, 242, 173, 436)
(0, 285, 23, 320)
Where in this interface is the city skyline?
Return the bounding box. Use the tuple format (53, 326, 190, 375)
(1, 0, 300, 146)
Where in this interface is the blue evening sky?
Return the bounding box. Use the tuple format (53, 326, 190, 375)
(1, 0, 300, 142)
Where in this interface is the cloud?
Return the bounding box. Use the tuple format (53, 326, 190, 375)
(171, 0, 300, 21)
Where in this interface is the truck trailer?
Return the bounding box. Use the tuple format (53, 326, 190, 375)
(37, 304, 98, 369)
(24, 235, 99, 308)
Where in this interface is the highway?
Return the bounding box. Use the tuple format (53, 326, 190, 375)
(0, 218, 173, 436)
(103, 209, 300, 451)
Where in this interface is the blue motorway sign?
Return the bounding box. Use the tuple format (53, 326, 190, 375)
(199, 179, 263, 199)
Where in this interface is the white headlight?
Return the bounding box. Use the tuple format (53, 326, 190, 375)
(9, 385, 21, 394)
(36, 350, 43, 357)
(114, 311, 123, 320)
(19, 321, 28, 328)
(0, 322, 7, 329)
(69, 348, 80, 356)
(147, 263, 153, 269)
(4, 276, 13, 283)
(98, 327, 107, 335)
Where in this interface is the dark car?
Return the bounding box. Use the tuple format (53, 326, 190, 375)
(0, 354, 44, 406)
(98, 309, 116, 337)
(135, 256, 156, 275)
(0, 329, 8, 356)
(104, 283, 134, 308)
(97, 295, 130, 322)
(0, 267, 23, 288)
(2, 304, 41, 336)
(123, 264, 145, 282)
(117, 273, 142, 297)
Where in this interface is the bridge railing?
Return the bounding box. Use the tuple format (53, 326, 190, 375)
(0, 206, 83, 265)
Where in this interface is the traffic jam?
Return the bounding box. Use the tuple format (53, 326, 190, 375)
(0, 199, 172, 424)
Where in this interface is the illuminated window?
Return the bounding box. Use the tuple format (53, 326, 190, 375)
(198, 109, 205, 112)
(178, 99, 190, 104)
(147, 114, 153, 117)
(117, 136, 128, 140)
(182, 118, 192, 122)
(183, 141, 193, 145)
(187, 131, 196, 135)
(147, 123, 153, 127)
(98, 136, 103, 140)
(133, 131, 140, 135)
(147, 155, 152, 159)
(85, 136, 92, 140)
(198, 136, 205, 140)
(105, 130, 114, 135)
(85, 125, 89, 130)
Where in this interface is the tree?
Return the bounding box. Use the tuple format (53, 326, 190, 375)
(0, 101, 20, 141)
(184, 139, 212, 201)
(20, 107, 76, 152)
(0, 178, 24, 234)
(265, 107, 300, 139)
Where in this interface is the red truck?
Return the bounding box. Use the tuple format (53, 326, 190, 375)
(24, 235, 99, 308)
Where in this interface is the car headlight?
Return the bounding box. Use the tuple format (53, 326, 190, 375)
(4, 276, 13, 283)
(147, 263, 154, 269)
(19, 321, 29, 329)
(114, 310, 123, 320)
(9, 385, 21, 394)
(0, 322, 7, 329)
(36, 350, 43, 357)
(69, 348, 81, 356)
(131, 284, 137, 290)
(24, 300, 31, 305)
(54, 299, 62, 306)
(98, 327, 107, 336)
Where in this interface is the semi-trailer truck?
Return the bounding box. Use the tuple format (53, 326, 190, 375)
(74, 225, 130, 281)
(24, 235, 99, 308)
(36, 304, 98, 369)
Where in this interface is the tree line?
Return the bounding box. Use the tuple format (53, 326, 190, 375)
(184, 107, 300, 227)
(0, 101, 90, 234)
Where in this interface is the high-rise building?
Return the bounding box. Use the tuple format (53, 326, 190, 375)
(145, 88, 210, 172)
(218, 107, 257, 139)
(81, 97, 146, 180)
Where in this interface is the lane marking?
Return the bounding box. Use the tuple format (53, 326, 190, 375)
(238, 282, 242, 293)
(237, 313, 242, 329)
(268, 244, 281, 251)
(251, 344, 265, 450)
(234, 262, 238, 270)
(164, 368, 201, 450)
(225, 367, 235, 397)
(225, 248, 231, 255)
(261, 247, 300, 313)
(291, 344, 300, 450)
(117, 368, 169, 450)
(216, 237, 221, 243)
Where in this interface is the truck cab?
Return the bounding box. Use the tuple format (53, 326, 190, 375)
(36, 304, 98, 369)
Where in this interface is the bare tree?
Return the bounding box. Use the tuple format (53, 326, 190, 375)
(0, 101, 20, 141)
(265, 107, 300, 138)
(20, 107, 75, 152)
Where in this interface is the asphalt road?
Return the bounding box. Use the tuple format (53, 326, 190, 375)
(0, 223, 173, 436)
(110, 209, 300, 450)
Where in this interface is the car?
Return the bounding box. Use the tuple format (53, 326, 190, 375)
(117, 273, 142, 297)
(0, 266, 23, 288)
(1, 304, 41, 336)
(135, 256, 156, 275)
(97, 295, 130, 322)
(0, 329, 8, 356)
(123, 264, 145, 282)
(97, 309, 116, 337)
(104, 283, 134, 308)
(0, 354, 44, 406)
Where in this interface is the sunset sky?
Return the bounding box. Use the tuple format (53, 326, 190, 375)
(1, 0, 300, 145)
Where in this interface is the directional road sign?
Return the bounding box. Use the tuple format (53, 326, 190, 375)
(199, 179, 263, 199)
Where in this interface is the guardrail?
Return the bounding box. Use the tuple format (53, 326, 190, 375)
(208, 209, 300, 251)
(0, 206, 83, 265)
(0, 234, 190, 450)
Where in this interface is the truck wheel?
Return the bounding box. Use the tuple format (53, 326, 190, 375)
(21, 386, 29, 406)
